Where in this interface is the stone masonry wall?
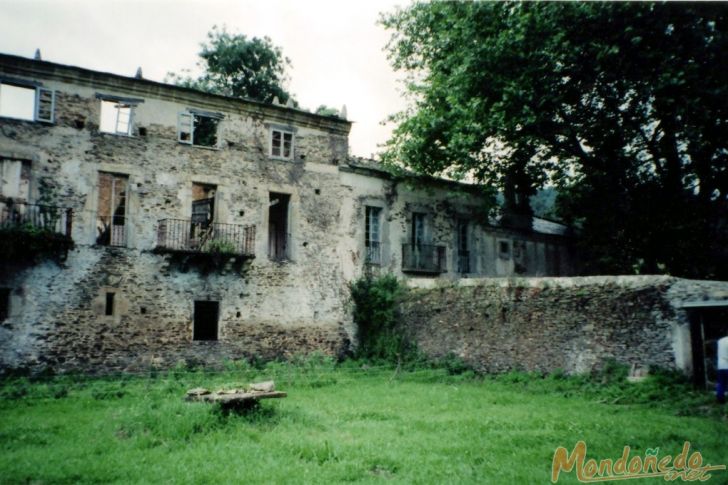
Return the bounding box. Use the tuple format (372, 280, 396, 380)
(399, 276, 728, 375)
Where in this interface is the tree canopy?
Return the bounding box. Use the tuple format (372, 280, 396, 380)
(166, 26, 294, 104)
(381, 2, 728, 279)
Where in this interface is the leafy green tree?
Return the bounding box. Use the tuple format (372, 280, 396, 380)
(381, 2, 728, 278)
(166, 25, 294, 104)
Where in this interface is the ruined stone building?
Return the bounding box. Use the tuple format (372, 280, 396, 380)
(0, 53, 575, 373)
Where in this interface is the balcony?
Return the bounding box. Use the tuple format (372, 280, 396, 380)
(0, 200, 74, 262)
(155, 218, 255, 257)
(401, 243, 446, 274)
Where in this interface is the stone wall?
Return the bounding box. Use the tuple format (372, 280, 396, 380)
(399, 276, 728, 375)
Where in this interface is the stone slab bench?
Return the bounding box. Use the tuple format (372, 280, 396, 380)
(185, 381, 286, 411)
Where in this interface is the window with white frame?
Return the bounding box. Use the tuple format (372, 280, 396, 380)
(270, 128, 293, 159)
(178, 110, 222, 148)
(0, 80, 54, 123)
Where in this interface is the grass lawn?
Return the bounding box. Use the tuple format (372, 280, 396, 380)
(0, 360, 726, 484)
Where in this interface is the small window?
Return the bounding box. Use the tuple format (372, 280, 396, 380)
(498, 240, 511, 259)
(0, 288, 10, 322)
(105, 292, 115, 316)
(100, 100, 133, 135)
(270, 128, 293, 159)
(0, 82, 54, 123)
(178, 111, 220, 148)
(193, 301, 219, 341)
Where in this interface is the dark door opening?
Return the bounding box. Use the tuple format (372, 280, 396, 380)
(193, 300, 219, 341)
(269, 192, 290, 261)
(688, 306, 728, 388)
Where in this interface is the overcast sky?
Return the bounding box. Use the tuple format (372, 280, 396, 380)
(0, 0, 410, 158)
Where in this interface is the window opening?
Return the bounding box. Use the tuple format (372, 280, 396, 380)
(105, 292, 115, 316)
(0, 82, 54, 122)
(268, 192, 290, 261)
(100, 100, 133, 135)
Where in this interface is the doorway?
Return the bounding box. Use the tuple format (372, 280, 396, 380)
(193, 300, 219, 341)
(687, 304, 728, 388)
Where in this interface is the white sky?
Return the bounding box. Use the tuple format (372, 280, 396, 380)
(0, 0, 410, 158)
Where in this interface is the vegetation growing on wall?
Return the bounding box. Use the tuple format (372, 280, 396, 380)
(0, 224, 74, 263)
(349, 274, 412, 362)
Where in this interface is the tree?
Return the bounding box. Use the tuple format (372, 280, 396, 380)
(381, 2, 728, 279)
(166, 26, 294, 104)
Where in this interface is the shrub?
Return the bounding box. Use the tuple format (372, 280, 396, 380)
(350, 274, 414, 362)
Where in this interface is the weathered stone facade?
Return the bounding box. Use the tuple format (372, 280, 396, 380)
(400, 276, 728, 377)
(0, 54, 576, 374)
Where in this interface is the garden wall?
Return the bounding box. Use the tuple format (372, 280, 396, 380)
(399, 276, 728, 375)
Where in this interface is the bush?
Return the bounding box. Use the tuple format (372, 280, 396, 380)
(350, 274, 414, 362)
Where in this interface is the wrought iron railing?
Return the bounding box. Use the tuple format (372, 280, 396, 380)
(96, 214, 126, 247)
(401, 243, 446, 273)
(457, 251, 471, 274)
(365, 241, 382, 265)
(0, 200, 73, 237)
(156, 218, 255, 256)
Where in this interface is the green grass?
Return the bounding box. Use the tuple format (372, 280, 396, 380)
(0, 359, 726, 484)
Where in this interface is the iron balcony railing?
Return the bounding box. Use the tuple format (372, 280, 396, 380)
(365, 241, 382, 265)
(0, 200, 73, 237)
(402, 243, 447, 273)
(96, 214, 126, 247)
(156, 218, 256, 257)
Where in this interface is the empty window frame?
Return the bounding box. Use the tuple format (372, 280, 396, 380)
(96, 172, 129, 247)
(365, 206, 382, 265)
(0, 80, 54, 123)
(268, 192, 290, 261)
(100, 100, 133, 135)
(178, 110, 222, 147)
(193, 300, 219, 341)
(270, 128, 293, 159)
